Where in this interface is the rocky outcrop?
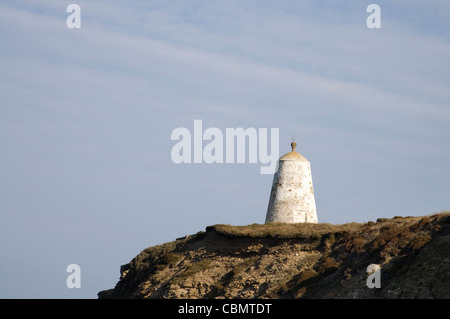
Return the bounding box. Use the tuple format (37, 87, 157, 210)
(98, 212, 450, 299)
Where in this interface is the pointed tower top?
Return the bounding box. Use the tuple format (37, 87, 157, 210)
(279, 140, 309, 162)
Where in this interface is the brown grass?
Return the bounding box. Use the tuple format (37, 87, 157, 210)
(208, 212, 450, 240)
(209, 222, 364, 239)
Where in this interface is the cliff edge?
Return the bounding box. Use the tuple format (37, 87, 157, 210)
(98, 212, 450, 299)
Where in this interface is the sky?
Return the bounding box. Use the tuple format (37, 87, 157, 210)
(0, 0, 449, 298)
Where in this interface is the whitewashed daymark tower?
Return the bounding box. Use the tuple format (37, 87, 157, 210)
(265, 141, 318, 223)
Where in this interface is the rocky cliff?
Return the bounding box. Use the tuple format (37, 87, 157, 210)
(98, 212, 450, 299)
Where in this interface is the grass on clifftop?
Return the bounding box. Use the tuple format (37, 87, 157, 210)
(208, 222, 360, 239)
(208, 211, 450, 239)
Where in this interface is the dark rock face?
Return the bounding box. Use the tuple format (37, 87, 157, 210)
(99, 212, 450, 299)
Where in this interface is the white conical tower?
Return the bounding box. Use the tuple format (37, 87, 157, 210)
(265, 141, 318, 223)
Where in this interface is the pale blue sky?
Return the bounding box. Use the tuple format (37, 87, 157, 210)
(1, 1, 449, 298)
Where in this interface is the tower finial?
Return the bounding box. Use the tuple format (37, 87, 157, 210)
(291, 141, 297, 152)
(291, 136, 297, 152)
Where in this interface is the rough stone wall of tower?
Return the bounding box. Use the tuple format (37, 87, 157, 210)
(265, 142, 318, 224)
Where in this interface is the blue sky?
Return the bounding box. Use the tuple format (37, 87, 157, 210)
(1, 1, 449, 298)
